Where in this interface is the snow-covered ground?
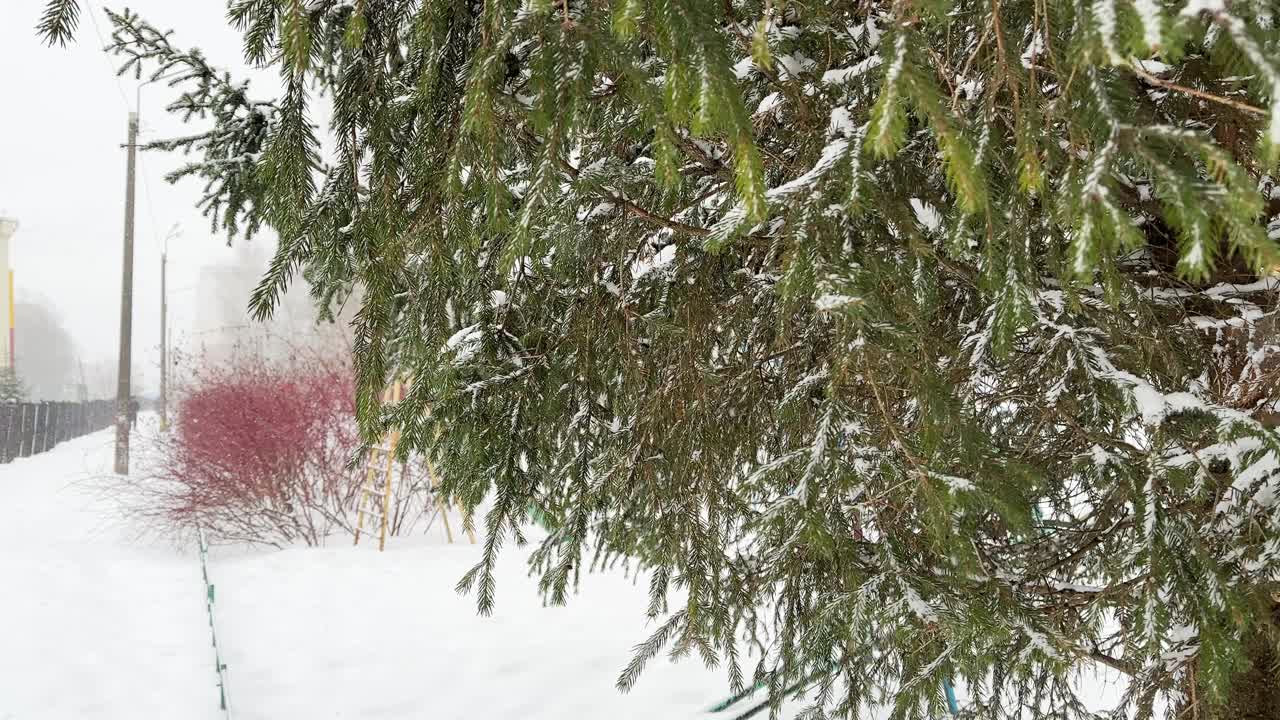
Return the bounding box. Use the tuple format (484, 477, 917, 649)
(0, 422, 789, 719)
(0, 428, 221, 719)
(213, 538, 742, 720)
(0, 421, 1128, 719)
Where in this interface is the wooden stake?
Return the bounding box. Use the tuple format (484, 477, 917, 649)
(377, 382, 404, 551)
(378, 429, 398, 551)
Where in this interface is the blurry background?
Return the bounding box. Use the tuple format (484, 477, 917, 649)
(1, 0, 344, 401)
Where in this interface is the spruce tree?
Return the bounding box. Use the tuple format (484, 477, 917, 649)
(0, 368, 26, 403)
(40, 0, 1280, 717)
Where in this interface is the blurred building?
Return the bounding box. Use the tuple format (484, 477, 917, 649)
(193, 261, 250, 364)
(0, 217, 16, 369)
(189, 243, 355, 367)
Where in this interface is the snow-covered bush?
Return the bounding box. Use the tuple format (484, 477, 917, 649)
(155, 350, 361, 547)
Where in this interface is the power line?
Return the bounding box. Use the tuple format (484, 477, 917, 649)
(82, 0, 130, 113)
(80, 0, 162, 474)
(84, 0, 166, 254)
(137, 155, 163, 252)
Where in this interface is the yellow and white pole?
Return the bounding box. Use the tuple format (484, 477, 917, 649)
(0, 217, 16, 369)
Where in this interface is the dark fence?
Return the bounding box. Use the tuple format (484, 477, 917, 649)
(0, 399, 114, 463)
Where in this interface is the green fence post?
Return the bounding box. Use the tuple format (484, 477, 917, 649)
(197, 527, 232, 718)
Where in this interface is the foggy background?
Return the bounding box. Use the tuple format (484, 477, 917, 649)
(1, 1, 346, 401)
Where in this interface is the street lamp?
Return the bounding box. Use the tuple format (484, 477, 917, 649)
(160, 224, 180, 431)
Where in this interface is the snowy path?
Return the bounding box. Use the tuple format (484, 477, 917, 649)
(0, 424, 769, 719)
(0, 428, 221, 720)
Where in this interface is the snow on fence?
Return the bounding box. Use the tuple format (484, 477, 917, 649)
(0, 399, 114, 462)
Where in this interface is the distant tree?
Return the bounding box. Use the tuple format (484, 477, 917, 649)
(15, 297, 78, 401)
(0, 367, 27, 403)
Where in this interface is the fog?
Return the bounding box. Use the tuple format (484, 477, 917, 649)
(7, 243, 353, 402)
(181, 243, 355, 370)
(13, 295, 78, 401)
(2, 0, 342, 402)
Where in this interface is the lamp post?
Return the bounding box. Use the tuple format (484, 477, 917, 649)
(160, 225, 180, 432)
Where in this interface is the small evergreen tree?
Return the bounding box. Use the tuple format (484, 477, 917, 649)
(40, 0, 1280, 717)
(0, 367, 28, 403)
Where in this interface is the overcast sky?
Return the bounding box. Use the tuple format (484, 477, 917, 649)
(1, 1, 297, 395)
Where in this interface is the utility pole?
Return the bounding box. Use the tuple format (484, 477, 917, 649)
(160, 224, 180, 432)
(160, 247, 167, 432)
(114, 111, 138, 475)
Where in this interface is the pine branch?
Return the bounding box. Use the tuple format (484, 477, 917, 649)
(68, 1, 1280, 715)
(36, 0, 80, 47)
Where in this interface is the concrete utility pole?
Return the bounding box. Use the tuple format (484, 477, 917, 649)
(159, 225, 178, 432)
(114, 112, 138, 475)
(160, 247, 167, 432)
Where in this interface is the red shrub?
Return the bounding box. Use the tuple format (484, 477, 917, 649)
(160, 351, 363, 546)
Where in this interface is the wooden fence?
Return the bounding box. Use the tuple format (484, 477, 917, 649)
(0, 400, 115, 462)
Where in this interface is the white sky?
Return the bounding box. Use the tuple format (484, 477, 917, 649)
(1, 1, 293, 395)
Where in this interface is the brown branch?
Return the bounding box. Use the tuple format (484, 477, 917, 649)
(672, 131, 730, 177)
(862, 354, 928, 474)
(1131, 65, 1267, 117)
(953, 22, 994, 112)
(616, 196, 711, 236)
(554, 155, 711, 237)
(1090, 649, 1138, 676)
